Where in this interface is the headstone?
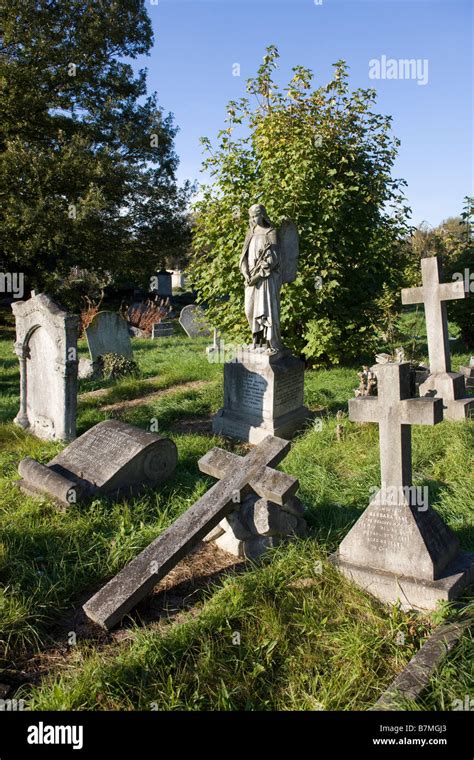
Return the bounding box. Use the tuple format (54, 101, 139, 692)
(17, 420, 177, 506)
(85, 311, 133, 364)
(331, 362, 474, 610)
(213, 348, 312, 444)
(401, 256, 473, 420)
(155, 270, 172, 298)
(83, 435, 297, 629)
(11, 292, 79, 441)
(199, 447, 306, 559)
(171, 270, 186, 290)
(460, 356, 474, 390)
(179, 304, 211, 338)
(151, 322, 174, 339)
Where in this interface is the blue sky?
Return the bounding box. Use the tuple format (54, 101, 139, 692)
(139, 0, 472, 227)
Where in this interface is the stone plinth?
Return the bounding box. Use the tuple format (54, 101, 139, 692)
(419, 372, 473, 421)
(212, 348, 312, 443)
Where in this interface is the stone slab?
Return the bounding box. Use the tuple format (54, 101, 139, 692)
(85, 311, 133, 363)
(151, 322, 174, 338)
(83, 435, 292, 629)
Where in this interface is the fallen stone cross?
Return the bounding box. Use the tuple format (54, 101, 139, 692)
(331, 362, 474, 610)
(17, 420, 177, 506)
(401, 256, 473, 420)
(83, 435, 297, 630)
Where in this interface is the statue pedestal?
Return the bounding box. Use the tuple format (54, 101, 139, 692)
(212, 348, 312, 443)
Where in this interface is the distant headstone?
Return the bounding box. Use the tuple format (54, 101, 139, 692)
(401, 256, 473, 420)
(152, 322, 174, 339)
(155, 270, 172, 298)
(460, 356, 474, 390)
(179, 304, 211, 338)
(83, 435, 297, 629)
(85, 312, 133, 364)
(171, 270, 186, 290)
(17, 420, 177, 506)
(11, 292, 79, 441)
(331, 362, 474, 610)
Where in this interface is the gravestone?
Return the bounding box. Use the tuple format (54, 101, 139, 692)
(213, 348, 312, 444)
(155, 270, 172, 298)
(179, 304, 211, 338)
(11, 292, 79, 441)
(331, 362, 474, 610)
(17, 420, 177, 506)
(171, 270, 185, 290)
(460, 356, 474, 390)
(85, 311, 133, 364)
(199, 446, 306, 559)
(83, 435, 297, 629)
(151, 322, 174, 339)
(401, 256, 473, 420)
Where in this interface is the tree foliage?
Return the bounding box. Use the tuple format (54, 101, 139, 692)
(0, 0, 191, 296)
(189, 46, 412, 365)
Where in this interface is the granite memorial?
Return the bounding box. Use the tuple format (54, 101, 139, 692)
(85, 311, 133, 365)
(179, 304, 211, 338)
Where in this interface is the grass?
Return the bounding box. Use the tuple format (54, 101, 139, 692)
(0, 319, 472, 711)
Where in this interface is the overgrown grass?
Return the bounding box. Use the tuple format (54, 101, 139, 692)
(0, 327, 472, 710)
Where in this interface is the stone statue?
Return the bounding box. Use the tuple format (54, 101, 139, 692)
(239, 204, 299, 354)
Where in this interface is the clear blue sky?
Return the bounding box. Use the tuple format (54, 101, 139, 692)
(139, 0, 472, 227)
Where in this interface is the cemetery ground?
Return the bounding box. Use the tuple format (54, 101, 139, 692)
(0, 318, 472, 711)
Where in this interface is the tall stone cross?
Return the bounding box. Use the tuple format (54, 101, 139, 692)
(348, 362, 443, 497)
(401, 256, 465, 375)
(331, 362, 473, 611)
(83, 435, 298, 630)
(401, 256, 472, 420)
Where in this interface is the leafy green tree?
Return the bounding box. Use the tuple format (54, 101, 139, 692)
(189, 46, 411, 365)
(0, 0, 191, 298)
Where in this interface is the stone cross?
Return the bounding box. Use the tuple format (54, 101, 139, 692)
(401, 256, 466, 374)
(349, 362, 443, 498)
(401, 256, 472, 420)
(332, 362, 474, 611)
(83, 435, 298, 630)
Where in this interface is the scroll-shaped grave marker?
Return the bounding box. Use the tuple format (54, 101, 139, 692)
(83, 435, 297, 629)
(331, 363, 474, 610)
(401, 256, 473, 420)
(17, 420, 177, 506)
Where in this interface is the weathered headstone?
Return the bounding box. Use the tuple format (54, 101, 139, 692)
(401, 256, 473, 420)
(85, 311, 133, 364)
(171, 270, 186, 290)
(199, 446, 306, 559)
(11, 292, 79, 441)
(17, 420, 177, 506)
(179, 304, 211, 338)
(331, 362, 474, 610)
(83, 435, 297, 629)
(151, 322, 173, 339)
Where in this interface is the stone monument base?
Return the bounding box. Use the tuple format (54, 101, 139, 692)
(419, 371, 473, 421)
(330, 493, 474, 611)
(330, 553, 474, 611)
(212, 348, 312, 444)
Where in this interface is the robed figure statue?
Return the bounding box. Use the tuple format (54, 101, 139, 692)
(239, 204, 299, 354)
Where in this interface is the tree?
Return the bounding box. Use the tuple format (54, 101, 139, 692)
(0, 0, 191, 298)
(189, 46, 412, 365)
